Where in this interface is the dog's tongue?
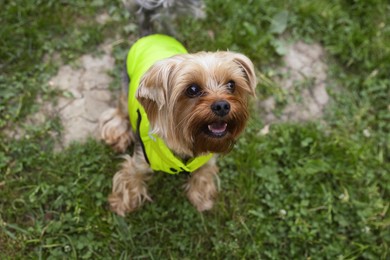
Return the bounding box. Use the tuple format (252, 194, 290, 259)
(208, 122, 227, 134)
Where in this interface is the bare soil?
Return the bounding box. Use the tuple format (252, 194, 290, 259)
(48, 43, 115, 147)
(259, 41, 329, 124)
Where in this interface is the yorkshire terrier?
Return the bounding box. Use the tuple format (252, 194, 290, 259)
(99, 0, 256, 216)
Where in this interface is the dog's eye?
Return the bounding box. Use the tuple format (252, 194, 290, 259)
(226, 80, 235, 92)
(186, 84, 202, 98)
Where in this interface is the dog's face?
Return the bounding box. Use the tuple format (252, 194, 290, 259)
(137, 52, 256, 157)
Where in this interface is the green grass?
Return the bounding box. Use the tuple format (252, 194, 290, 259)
(1, 0, 389, 258)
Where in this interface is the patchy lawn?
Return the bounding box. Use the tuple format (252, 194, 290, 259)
(1, 0, 389, 258)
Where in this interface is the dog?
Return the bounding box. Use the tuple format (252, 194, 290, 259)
(99, 1, 256, 216)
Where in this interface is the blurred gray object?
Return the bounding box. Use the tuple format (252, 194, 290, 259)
(123, 0, 206, 36)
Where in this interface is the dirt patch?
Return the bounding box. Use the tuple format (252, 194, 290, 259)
(3, 41, 117, 149)
(48, 43, 116, 147)
(259, 41, 329, 124)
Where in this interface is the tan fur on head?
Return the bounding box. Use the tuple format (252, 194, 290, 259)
(231, 53, 257, 96)
(137, 51, 256, 157)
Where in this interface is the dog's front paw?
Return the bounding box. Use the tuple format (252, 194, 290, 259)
(108, 191, 149, 216)
(187, 187, 216, 212)
(108, 192, 133, 217)
(185, 166, 218, 212)
(99, 108, 133, 153)
(109, 155, 152, 216)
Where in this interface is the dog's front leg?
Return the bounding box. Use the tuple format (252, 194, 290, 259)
(185, 159, 219, 212)
(108, 147, 152, 216)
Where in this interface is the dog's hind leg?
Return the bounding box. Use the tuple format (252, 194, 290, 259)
(99, 91, 134, 153)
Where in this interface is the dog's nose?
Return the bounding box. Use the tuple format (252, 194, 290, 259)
(211, 100, 230, 117)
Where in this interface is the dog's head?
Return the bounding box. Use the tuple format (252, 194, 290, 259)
(137, 52, 256, 157)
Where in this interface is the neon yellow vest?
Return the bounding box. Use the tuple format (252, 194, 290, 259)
(126, 34, 213, 174)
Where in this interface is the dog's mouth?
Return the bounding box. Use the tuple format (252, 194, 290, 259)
(206, 121, 228, 138)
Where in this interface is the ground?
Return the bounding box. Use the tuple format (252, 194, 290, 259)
(260, 41, 329, 123)
(1, 0, 389, 259)
(48, 42, 115, 147)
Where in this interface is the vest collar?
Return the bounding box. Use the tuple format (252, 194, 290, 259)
(136, 109, 213, 174)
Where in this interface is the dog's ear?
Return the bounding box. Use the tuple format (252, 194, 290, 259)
(136, 58, 178, 126)
(232, 53, 257, 96)
(137, 60, 174, 109)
